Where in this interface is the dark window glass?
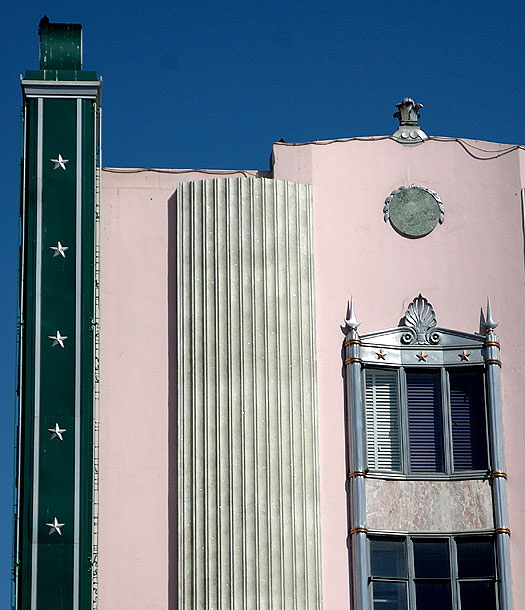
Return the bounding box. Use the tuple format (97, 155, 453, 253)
(450, 370, 488, 471)
(372, 581, 408, 610)
(459, 581, 496, 610)
(369, 537, 497, 610)
(457, 536, 495, 578)
(370, 537, 407, 578)
(414, 582, 452, 610)
(413, 539, 449, 578)
(406, 371, 444, 472)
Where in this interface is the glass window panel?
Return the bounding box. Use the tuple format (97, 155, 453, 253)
(365, 369, 401, 471)
(406, 371, 444, 472)
(414, 582, 452, 610)
(456, 537, 495, 578)
(369, 536, 497, 610)
(449, 369, 488, 471)
(370, 537, 407, 578)
(372, 581, 408, 610)
(413, 539, 449, 578)
(459, 581, 496, 610)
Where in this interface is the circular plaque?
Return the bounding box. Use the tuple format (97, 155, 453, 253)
(384, 185, 444, 238)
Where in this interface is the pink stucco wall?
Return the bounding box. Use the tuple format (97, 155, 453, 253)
(98, 170, 260, 609)
(99, 178, 170, 609)
(274, 137, 525, 610)
(99, 138, 525, 608)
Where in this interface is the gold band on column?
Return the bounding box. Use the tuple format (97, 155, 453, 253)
(347, 470, 367, 479)
(495, 527, 511, 535)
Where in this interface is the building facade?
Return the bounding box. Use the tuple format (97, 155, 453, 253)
(17, 19, 525, 610)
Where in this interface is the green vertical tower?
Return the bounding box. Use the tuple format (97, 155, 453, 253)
(16, 18, 100, 610)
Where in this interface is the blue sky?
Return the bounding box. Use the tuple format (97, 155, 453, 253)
(1, 0, 525, 605)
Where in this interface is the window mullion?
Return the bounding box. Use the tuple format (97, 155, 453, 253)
(365, 529, 373, 610)
(407, 536, 416, 610)
(450, 536, 459, 610)
(442, 368, 453, 474)
(399, 368, 408, 474)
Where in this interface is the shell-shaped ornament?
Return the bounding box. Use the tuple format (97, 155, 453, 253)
(402, 294, 439, 344)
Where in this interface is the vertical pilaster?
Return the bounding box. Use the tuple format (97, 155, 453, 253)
(16, 20, 100, 610)
(343, 300, 367, 610)
(483, 299, 512, 610)
(177, 177, 322, 610)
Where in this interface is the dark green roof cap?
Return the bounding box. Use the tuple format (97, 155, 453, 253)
(39, 17, 82, 70)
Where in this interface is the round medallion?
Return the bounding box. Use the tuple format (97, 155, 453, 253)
(383, 184, 444, 238)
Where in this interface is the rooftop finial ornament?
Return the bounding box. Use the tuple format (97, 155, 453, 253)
(342, 297, 360, 335)
(392, 97, 428, 145)
(482, 296, 499, 333)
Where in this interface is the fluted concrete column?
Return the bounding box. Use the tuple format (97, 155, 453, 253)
(177, 177, 322, 610)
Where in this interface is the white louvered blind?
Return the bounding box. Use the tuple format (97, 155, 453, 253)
(365, 370, 401, 471)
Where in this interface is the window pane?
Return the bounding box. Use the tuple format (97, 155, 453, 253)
(414, 582, 452, 610)
(450, 370, 488, 471)
(365, 370, 401, 471)
(406, 371, 444, 472)
(459, 581, 496, 610)
(372, 581, 407, 610)
(370, 537, 407, 578)
(413, 539, 449, 578)
(456, 537, 495, 578)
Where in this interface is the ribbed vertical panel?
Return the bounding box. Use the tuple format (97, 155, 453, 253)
(177, 177, 322, 610)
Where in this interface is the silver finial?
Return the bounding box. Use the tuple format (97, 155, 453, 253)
(342, 297, 360, 334)
(392, 97, 428, 145)
(482, 297, 499, 331)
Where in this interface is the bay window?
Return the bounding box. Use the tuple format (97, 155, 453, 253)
(365, 366, 488, 475)
(345, 295, 510, 610)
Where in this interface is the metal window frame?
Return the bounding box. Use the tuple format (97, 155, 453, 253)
(368, 534, 498, 610)
(364, 365, 489, 478)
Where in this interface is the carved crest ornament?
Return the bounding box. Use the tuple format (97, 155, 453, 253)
(391, 97, 428, 144)
(400, 294, 440, 345)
